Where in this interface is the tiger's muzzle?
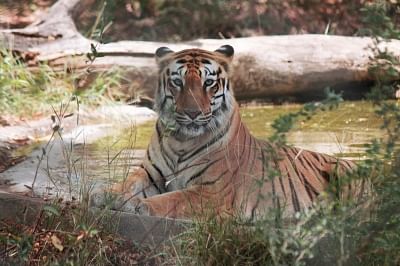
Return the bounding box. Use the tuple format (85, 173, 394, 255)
(175, 108, 212, 126)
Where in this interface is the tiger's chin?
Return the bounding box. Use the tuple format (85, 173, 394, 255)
(174, 119, 225, 140)
(174, 122, 208, 139)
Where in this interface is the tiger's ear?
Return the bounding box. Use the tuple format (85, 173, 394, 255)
(155, 47, 174, 64)
(215, 45, 234, 58)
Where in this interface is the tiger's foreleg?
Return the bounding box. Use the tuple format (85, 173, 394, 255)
(118, 185, 232, 219)
(90, 167, 163, 209)
(111, 167, 162, 198)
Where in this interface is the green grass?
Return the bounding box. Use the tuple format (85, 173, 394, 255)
(0, 50, 125, 118)
(0, 51, 70, 117)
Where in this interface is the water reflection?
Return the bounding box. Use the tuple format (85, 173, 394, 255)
(287, 130, 382, 160)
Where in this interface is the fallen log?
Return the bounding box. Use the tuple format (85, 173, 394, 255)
(1, 0, 399, 101)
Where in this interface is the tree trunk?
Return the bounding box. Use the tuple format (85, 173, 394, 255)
(1, 0, 399, 101)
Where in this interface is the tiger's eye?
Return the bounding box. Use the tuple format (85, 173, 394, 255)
(204, 79, 214, 87)
(173, 79, 183, 87)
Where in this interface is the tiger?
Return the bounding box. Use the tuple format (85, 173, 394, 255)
(91, 45, 364, 220)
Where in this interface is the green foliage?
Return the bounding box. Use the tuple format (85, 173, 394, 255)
(353, 8, 400, 261)
(75, 68, 125, 105)
(87, 0, 117, 42)
(359, 0, 400, 39)
(0, 50, 68, 116)
(82, 0, 379, 42)
(0, 50, 127, 117)
(173, 206, 336, 266)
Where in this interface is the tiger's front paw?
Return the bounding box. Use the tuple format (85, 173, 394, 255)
(90, 191, 150, 215)
(114, 197, 151, 216)
(90, 190, 122, 209)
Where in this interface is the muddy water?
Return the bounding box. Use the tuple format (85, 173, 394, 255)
(0, 101, 386, 198)
(72, 101, 384, 191)
(94, 101, 383, 162)
(240, 101, 383, 160)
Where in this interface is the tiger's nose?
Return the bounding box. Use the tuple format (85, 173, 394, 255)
(184, 110, 202, 119)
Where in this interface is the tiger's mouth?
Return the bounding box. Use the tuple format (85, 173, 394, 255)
(175, 111, 212, 127)
(162, 101, 232, 138)
(172, 110, 214, 137)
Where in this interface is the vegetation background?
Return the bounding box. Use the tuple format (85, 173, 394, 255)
(1, 0, 399, 41)
(0, 0, 399, 265)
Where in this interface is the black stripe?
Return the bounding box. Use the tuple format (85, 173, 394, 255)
(204, 66, 211, 75)
(178, 124, 230, 163)
(185, 161, 223, 186)
(156, 122, 176, 171)
(214, 93, 225, 99)
(269, 147, 287, 200)
(147, 150, 165, 182)
(160, 95, 173, 109)
(156, 121, 163, 142)
(249, 139, 259, 174)
(160, 143, 175, 172)
(161, 76, 166, 90)
(143, 167, 162, 194)
(249, 146, 267, 220)
(285, 148, 318, 201)
(239, 127, 248, 159)
(278, 175, 287, 199)
(289, 178, 301, 212)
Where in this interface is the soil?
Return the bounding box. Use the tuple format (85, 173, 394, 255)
(0, 207, 159, 265)
(0, 0, 55, 29)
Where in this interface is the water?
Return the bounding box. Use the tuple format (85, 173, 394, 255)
(78, 101, 384, 187)
(241, 101, 383, 160)
(88, 101, 384, 172)
(0, 101, 386, 197)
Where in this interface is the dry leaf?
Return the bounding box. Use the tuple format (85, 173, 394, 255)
(76, 232, 85, 241)
(51, 235, 64, 252)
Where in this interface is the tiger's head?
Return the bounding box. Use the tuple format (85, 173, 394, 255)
(154, 45, 235, 138)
